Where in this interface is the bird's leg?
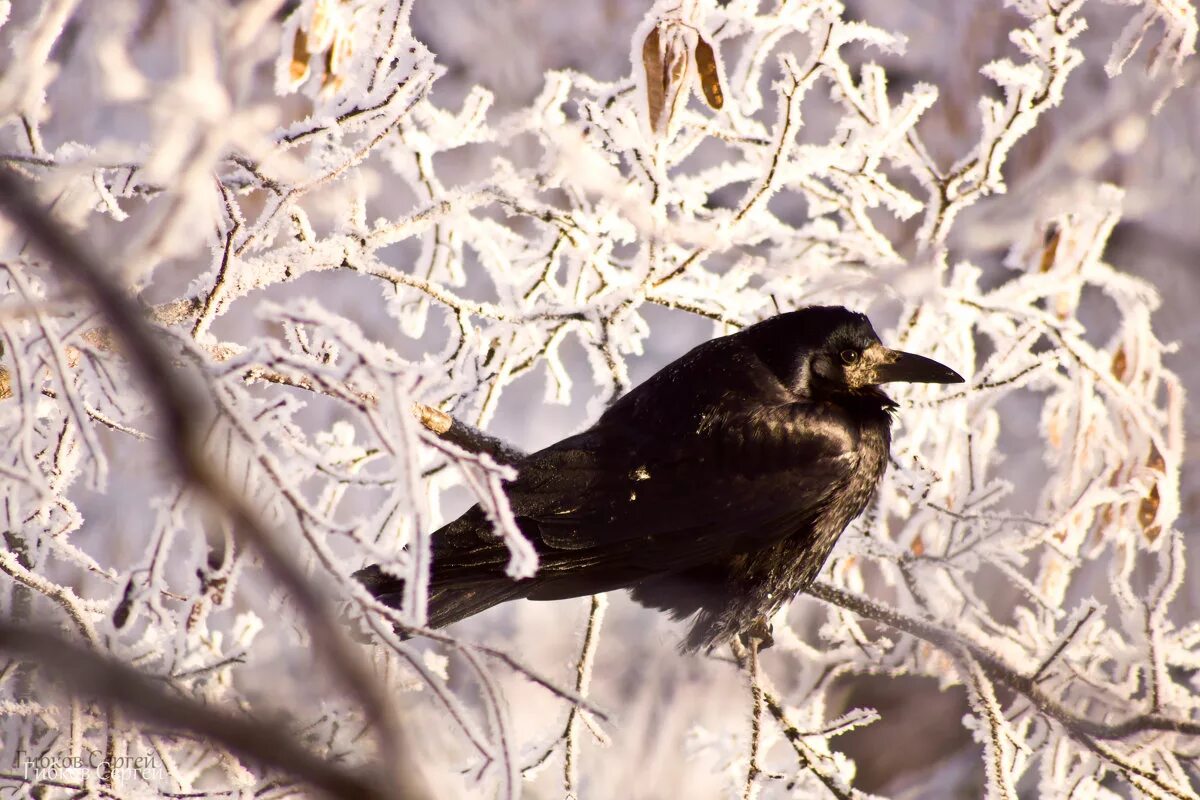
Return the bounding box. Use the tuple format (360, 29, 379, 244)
(731, 631, 769, 800)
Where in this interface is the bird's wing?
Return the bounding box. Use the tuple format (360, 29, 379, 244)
(540, 402, 858, 546)
(432, 401, 862, 587)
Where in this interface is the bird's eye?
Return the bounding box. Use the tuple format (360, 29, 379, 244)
(840, 349, 860, 365)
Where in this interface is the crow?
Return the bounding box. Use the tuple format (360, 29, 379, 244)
(356, 306, 963, 651)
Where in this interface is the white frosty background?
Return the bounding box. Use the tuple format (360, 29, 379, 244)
(1, 0, 1199, 798)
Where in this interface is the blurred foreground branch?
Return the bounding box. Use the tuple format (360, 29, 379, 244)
(0, 621, 382, 799)
(0, 168, 427, 800)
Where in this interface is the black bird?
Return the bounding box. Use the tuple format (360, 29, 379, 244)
(356, 306, 963, 651)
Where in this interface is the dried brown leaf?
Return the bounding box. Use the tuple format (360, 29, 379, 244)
(666, 34, 688, 88)
(694, 35, 724, 109)
(643, 23, 692, 135)
(1147, 441, 1165, 473)
(322, 45, 340, 91)
(659, 32, 689, 133)
(1039, 225, 1060, 272)
(1111, 345, 1128, 382)
(329, 31, 351, 76)
(290, 28, 311, 86)
(1138, 483, 1160, 539)
(643, 25, 665, 133)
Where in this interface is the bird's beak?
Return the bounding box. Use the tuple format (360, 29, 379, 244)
(869, 347, 964, 385)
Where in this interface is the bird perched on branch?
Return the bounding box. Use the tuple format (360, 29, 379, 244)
(356, 306, 962, 651)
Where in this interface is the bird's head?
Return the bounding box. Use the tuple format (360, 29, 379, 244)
(743, 306, 964, 399)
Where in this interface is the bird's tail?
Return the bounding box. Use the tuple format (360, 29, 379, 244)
(354, 563, 529, 629)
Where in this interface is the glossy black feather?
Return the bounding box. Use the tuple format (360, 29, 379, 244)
(356, 306, 961, 651)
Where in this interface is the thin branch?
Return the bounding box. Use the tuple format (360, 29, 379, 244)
(412, 402, 526, 466)
(565, 594, 608, 796)
(730, 637, 855, 800)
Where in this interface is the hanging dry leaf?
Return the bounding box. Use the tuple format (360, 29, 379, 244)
(289, 28, 311, 86)
(661, 31, 689, 132)
(284, 0, 356, 94)
(643, 25, 665, 132)
(1038, 225, 1060, 272)
(1111, 344, 1127, 381)
(322, 47, 340, 91)
(694, 35, 724, 109)
(309, 0, 336, 47)
(330, 28, 352, 74)
(322, 32, 351, 92)
(1140, 443, 1165, 541)
(1147, 441, 1165, 473)
(1139, 483, 1161, 541)
(643, 22, 690, 135)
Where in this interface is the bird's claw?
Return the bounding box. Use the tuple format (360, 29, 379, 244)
(740, 618, 775, 651)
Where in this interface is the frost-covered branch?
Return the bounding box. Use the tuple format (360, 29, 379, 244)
(807, 582, 1200, 742)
